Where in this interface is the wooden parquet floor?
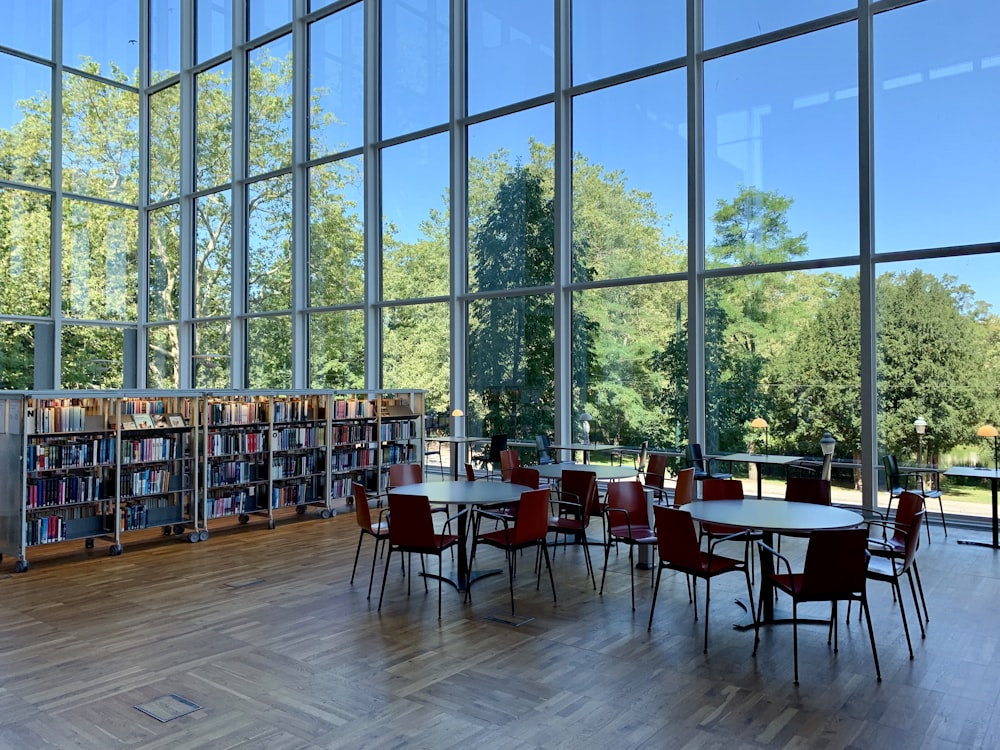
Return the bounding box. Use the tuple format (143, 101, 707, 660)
(2, 509, 999, 749)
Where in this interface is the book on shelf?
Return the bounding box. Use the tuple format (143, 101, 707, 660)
(133, 413, 154, 429)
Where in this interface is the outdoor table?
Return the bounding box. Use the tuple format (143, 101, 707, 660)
(718, 452, 803, 499)
(433, 436, 488, 481)
(944, 466, 1000, 549)
(548, 442, 616, 464)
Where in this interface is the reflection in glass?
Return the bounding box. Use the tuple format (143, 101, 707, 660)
(467, 0, 553, 115)
(194, 320, 232, 388)
(194, 190, 232, 319)
(248, 36, 293, 176)
(147, 324, 179, 388)
(572, 0, 684, 85)
(1, 54, 51, 188)
(309, 310, 364, 388)
(309, 158, 364, 307)
(467, 106, 553, 293)
(573, 284, 687, 449)
(249, 0, 292, 41)
(874, 0, 1000, 252)
(248, 316, 292, 387)
(248, 175, 292, 313)
(381, 134, 449, 301)
(196, 61, 233, 191)
(62, 73, 139, 204)
(62, 199, 137, 322)
(0, 323, 34, 389)
(150, 0, 181, 83)
(63, 0, 139, 77)
(572, 72, 687, 283)
(0, 188, 50, 316)
(383, 301, 450, 411)
(381, 0, 449, 139)
(197, 0, 233, 64)
(704, 0, 852, 50)
(148, 204, 180, 322)
(149, 84, 181, 203)
(0, 1, 51, 59)
(705, 23, 858, 265)
(309, 6, 364, 158)
(61, 325, 125, 389)
(467, 295, 554, 439)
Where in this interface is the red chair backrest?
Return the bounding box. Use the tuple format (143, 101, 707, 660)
(353, 482, 374, 532)
(465, 463, 477, 482)
(673, 467, 696, 506)
(607, 480, 649, 527)
(703, 478, 743, 501)
(559, 469, 599, 526)
(801, 527, 868, 597)
(389, 462, 422, 488)
(785, 477, 832, 506)
(386, 493, 436, 549)
(510, 466, 540, 489)
(512, 488, 550, 544)
(644, 453, 669, 491)
(894, 491, 925, 567)
(500, 449, 520, 481)
(653, 504, 702, 568)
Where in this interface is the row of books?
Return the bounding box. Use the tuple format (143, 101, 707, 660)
(273, 426, 324, 450)
(271, 483, 312, 508)
(205, 489, 259, 519)
(27, 437, 116, 471)
(206, 430, 268, 457)
(331, 397, 375, 419)
(330, 448, 376, 471)
(27, 403, 103, 434)
(206, 402, 268, 426)
(379, 422, 416, 441)
(121, 436, 183, 464)
(26, 515, 66, 544)
(330, 423, 374, 445)
(271, 454, 317, 479)
(272, 399, 322, 423)
(381, 444, 416, 465)
(121, 468, 172, 497)
(27, 476, 109, 508)
(207, 460, 264, 486)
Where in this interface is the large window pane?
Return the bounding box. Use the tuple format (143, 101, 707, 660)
(249, 0, 292, 41)
(705, 23, 858, 266)
(309, 5, 364, 159)
(61, 325, 125, 389)
(572, 72, 687, 283)
(149, 83, 181, 203)
(309, 158, 364, 307)
(381, 0, 449, 139)
(0, 188, 50, 317)
(309, 311, 364, 388)
(876, 254, 1000, 520)
(467, 294, 554, 439)
(248, 316, 292, 387)
(148, 204, 180, 321)
(573, 283, 688, 451)
(572, 0, 685, 85)
(194, 320, 232, 388)
(195, 190, 232, 318)
(248, 175, 292, 313)
(1, 1, 52, 59)
(148, 324, 179, 388)
(248, 35, 293, 176)
(62, 73, 139, 204)
(197, 0, 233, 64)
(383, 301, 450, 412)
(150, 0, 181, 83)
(705, 0, 853, 49)
(63, 0, 139, 78)
(874, 0, 1000, 253)
(468, 0, 553, 115)
(196, 61, 232, 191)
(62, 199, 137, 322)
(381, 134, 449, 301)
(1, 54, 51, 188)
(468, 106, 553, 293)
(0, 322, 35, 388)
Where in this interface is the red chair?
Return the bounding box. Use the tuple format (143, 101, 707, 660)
(377, 493, 465, 619)
(778, 477, 832, 549)
(755, 527, 881, 684)
(499, 448, 520, 482)
(465, 463, 477, 482)
(642, 452, 670, 503)
(350, 482, 389, 600)
(510, 466, 540, 489)
(600, 480, 657, 610)
(701, 478, 760, 577)
(648, 505, 754, 653)
(671, 467, 696, 507)
(547, 469, 599, 589)
(466, 488, 556, 615)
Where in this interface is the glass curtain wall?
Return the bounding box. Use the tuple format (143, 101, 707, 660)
(0, 1, 997, 516)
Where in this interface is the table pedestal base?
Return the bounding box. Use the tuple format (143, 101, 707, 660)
(731, 598, 832, 632)
(483, 612, 534, 627)
(422, 566, 503, 592)
(957, 538, 1000, 550)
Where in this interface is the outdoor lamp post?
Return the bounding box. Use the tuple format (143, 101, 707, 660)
(914, 416, 927, 465)
(820, 430, 836, 481)
(580, 412, 593, 444)
(751, 417, 769, 456)
(977, 424, 999, 473)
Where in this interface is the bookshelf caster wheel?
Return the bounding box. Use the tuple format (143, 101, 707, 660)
(173, 525, 186, 535)
(162, 526, 173, 536)
(85, 538, 95, 549)
(198, 530, 209, 542)
(14, 560, 29, 573)
(296, 504, 306, 515)
(238, 514, 250, 524)
(320, 509, 332, 519)
(188, 532, 200, 543)
(268, 519, 276, 530)
(109, 544, 123, 556)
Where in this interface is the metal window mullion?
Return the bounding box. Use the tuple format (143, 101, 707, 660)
(687, 0, 706, 450)
(363, 0, 381, 389)
(553, 0, 572, 445)
(49, 0, 64, 389)
(178, 0, 196, 388)
(858, 0, 879, 511)
(291, 0, 309, 387)
(230, 2, 248, 388)
(449, 0, 468, 432)
(136, 0, 151, 386)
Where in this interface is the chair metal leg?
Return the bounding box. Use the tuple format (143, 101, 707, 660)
(906, 569, 926, 638)
(893, 578, 914, 659)
(912, 561, 929, 624)
(648, 566, 664, 631)
(861, 595, 882, 682)
(367, 535, 381, 600)
(703, 578, 711, 654)
(792, 600, 800, 685)
(350, 530, 364, 585)
(378, 547, 393, 612)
